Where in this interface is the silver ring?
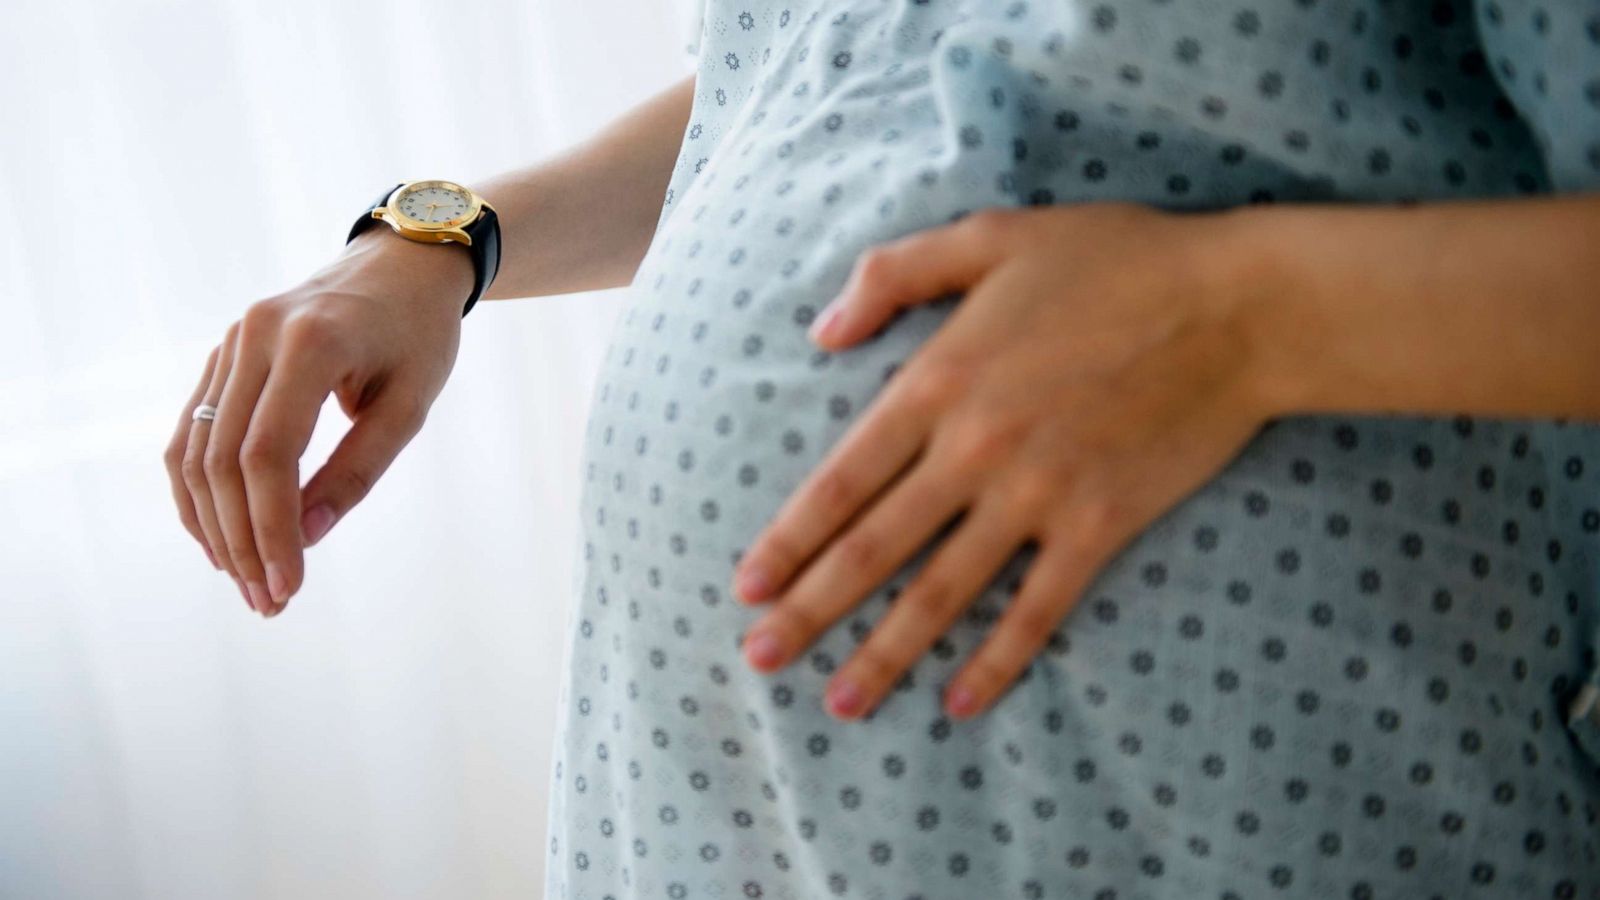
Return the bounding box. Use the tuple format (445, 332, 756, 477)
(192, 404, 218, 423)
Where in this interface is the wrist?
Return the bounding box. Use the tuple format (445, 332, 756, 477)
(328, 225, 477, 314)
(1209, 201, 1409, 420)
(1195, 203, 1320, 420)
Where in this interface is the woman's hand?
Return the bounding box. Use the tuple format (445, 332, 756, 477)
(163, 230, 475, 617)
(729, 203, 1283, 721)
(730, 191, 1600, 723)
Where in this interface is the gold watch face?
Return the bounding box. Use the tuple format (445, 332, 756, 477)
(388, 180, 481, 229)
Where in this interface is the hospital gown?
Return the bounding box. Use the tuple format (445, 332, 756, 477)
(545, 2, 1600, 897)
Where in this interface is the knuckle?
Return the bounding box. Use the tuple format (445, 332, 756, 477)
(280, 307, 349, 357)
(1058, 493, 1120, 550)
(775, 602, 824, 641)
(964, 207, 1016, 243)
(338, 464, 379, 502)
(747, 529, 799, 574)
(163, 440, 186, 471)
(237, 435, 285, 474)
(1076, 494, 1120, 539)
(254, 527, 296, 564)
(202, 447, 235, 480)
(395, 394, 430, 435)
(834, 530, 881, 572)
(907, 575, 957, 619)
(808, 468, 858, 515)
(847, 641, 903, 687)
(946, 416, 1023, 472)
(1004, 467, 1059, 519)
(899, 358, 970, 414)
(180, 453, 207, 487)
(854, 246, 901, 292)
(180, 518, 207, 546)
(238, 298, 285, 340)
(220, 536, 255, 569)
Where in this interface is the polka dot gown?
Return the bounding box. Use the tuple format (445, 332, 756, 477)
(545, 2, 1600, 898)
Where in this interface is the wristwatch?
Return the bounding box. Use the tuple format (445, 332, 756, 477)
(345, 180, 502, 318)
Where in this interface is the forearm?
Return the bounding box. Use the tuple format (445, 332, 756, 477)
(1230, 193, 1600, 421)
(470, 71, 696, 301)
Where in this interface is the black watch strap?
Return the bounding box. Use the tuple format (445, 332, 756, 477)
(459, 205, 500, 319)
(345, 182, 502, 319)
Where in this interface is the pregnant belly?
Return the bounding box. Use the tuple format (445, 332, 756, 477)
(582, 108, 1579, 732)
(574, 223, 1599, 889)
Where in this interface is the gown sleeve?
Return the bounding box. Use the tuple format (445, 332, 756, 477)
(674, 0, 707, 70)
(1470, 0, 1600, 763)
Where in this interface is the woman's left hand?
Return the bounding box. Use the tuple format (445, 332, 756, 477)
(730, 202, 1286, 722)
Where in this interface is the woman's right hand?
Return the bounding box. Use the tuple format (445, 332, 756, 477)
(163, 229, 476, 618)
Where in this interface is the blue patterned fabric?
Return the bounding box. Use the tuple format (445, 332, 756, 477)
(545, 3, 1600, 897)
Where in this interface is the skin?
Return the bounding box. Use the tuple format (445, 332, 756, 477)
(729, 194, 1600, 723)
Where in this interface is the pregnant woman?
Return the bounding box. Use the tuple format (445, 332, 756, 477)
(165, 1, 1600, 898)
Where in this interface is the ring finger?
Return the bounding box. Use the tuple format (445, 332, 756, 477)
(167, 345, 221, 568)
(182, 330, 253, 609)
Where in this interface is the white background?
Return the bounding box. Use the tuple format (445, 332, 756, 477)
(0, 2, 697, 897)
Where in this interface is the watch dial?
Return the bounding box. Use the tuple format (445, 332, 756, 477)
(396, 183, 472, 225)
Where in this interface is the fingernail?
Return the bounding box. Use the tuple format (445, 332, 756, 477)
(809, 303, 843, 343)
(735, 566, 771, 602)
(265, 562, 289, 606)
(246, 580, 271, 615)
(744, 630, 784, 669)
(233, 576, 252, 611)
(302, 504, 336, 547)
(947, 684, 979, 718)
(827, 679, 865, 718)
(203, 545, 222, 570)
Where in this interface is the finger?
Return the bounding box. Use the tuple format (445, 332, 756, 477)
(205, 315, 278, 616)
(183, 334, 255, 613)
(166, 345, 222, 568)
(820, 490, 1034, 720)
(241, 320, 341, 613)
(296, 381, 429, 552)
(941, 528, 1107, 721)
(732, 374, 934, 602)
(810, 208, 1015, 349)
(740, 460, 972, 676)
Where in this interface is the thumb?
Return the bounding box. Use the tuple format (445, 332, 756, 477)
(299, 388, 429, 548)
(809, 208, 1013, 349)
